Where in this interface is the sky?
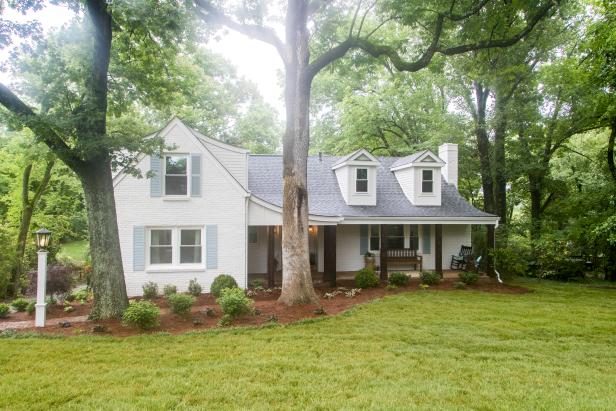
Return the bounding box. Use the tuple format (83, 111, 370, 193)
(1, 3, 285, 116)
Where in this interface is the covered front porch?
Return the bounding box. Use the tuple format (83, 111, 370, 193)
(247, 223, 489, 287)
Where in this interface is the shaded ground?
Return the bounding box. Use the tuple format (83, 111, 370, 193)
(1, 277, 528, 336)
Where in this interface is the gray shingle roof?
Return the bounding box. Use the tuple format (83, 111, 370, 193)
(248, 154, 495, 219)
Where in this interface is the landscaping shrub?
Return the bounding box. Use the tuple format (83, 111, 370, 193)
(355, 267, 379, 288)
(420, 271, 441, 285)
(388, 272, 410, 286)
(249, 279, 264, 289)
(11, 298, 29, 312)
(459, 271, 480, 285)
(27, 263, 75, 298)
(211, 274, 238, 298)
(163, 284, 177, 297)
(167, 293, 196, 317)
(217, 287, 253, 318)
(121, 300, 160, 330)
(453, 282, 466, 290)
(188, 278, 202, 297)
(535, 236, 586, 281)
(142, 282, 159, 299)
(26, 301, 35, 315)
(71, 289, 90, 304)
(0, 303, 9, 318)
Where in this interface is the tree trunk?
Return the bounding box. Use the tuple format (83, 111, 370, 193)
(12, 160, 54, 295)
(493, 96, 508, 226)
(473, 82, 495, 215)
(278, 0, 319, 305)
(608, 120, 616, 183)
(77, 157, 128, 318)
(528, 171, 543, 242)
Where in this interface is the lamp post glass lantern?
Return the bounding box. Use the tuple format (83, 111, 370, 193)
(34, 228, 51, 327)
(35, 228, 51, 250)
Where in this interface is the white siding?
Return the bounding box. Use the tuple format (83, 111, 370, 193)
(393, 167, 441, 206)
(200, 141, 248, 188)
(247, 226, 268, 274)
(336, 225, 364, 272)
(114, 120, 248, 296)
(441, 224, 471, 270)
(335, 167, 348, 203)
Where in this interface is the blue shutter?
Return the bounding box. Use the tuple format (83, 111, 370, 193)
(133, 226, 145, 271)
(191, 153, 201, 197)
(150, 155, 162, 197)
(422, 224, 431, 254)
(360, 225, 368, 255)
(206, 225, 218, 269)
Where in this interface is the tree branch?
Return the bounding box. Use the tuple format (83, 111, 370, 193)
(0, 83, 80, 169)
(194, 0, 287, 64)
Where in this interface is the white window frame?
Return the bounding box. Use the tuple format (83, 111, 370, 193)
(355, 168, 369, 193)
(421, 169, 433, 194)
(146, 226, 204, 271)
(163, 154, 190, 198)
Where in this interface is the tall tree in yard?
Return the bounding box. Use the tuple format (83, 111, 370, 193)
(195, 0, 560, 304)
(0, 1, 195, 318)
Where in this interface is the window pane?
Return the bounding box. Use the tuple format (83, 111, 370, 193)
(422, 169, 432, 181)
(248, 227, 258, 244)
(370, 236, 380, 251)
(165, 175, 187, 195)
(151, 230, 171, 245)
(180, 246, 202, 264)
(356, 180, 368, 192)
(357, 168, 367, 179)
(422, 181, 433, 193)
(151, 246, 172, 264)
(409, 237, 418, 251)
(181, 229, 201, 246)
(409, 225, 418, 237)
(166, 156, 187, 175)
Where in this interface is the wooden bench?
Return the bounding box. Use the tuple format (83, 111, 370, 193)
(386, 249, 422, 271)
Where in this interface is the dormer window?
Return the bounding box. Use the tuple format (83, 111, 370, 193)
(356, 168, 368, 193)
(165, 155, 188, 196)
(422, 169, 433, 193)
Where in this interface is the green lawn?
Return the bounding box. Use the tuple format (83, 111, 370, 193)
(57, 240, 88, 263)
(1, 279, 615, 410)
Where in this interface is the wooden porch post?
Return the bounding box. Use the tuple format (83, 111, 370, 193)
(324, 225, 337, 287)
(380, 225, 388, 281)
(486, 225, 495, 276)
(435, 224, 443, 276)
(267, 226, 275, 288)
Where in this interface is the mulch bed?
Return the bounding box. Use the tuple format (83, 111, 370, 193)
(2, 277, 529, 337)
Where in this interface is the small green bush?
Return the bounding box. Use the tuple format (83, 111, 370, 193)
(218, 314, 233, 327)
(167, 293, 196, 317)
(0, 303, 9, 318)
(385, 284, 398, 291)
(217, 287, 253, 318)
(142, 282, 159, 299)
(388, 272, 410, 286)
(11, 298, 29, 312)
(249, 279, 264, 289)
(453, 281, 466, 290)
(211, 274, 238, 298)
(71, 289, 90, 303)
(26, 301, 36, 315)
(420, 271, 441, 285)
(188, 278, 202, 297)
(355, 268, 379, 288)
(122, 300, 160, 330)
(163, 284, 177, 297)
(459, 271, 479, 285)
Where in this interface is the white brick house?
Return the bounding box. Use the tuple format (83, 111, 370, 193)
(113, 118, 498, 296)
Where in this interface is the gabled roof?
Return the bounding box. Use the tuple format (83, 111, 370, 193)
(331, 148, 380, 169)
(390, 150, 445, 170)
(248, 154, 494, 219)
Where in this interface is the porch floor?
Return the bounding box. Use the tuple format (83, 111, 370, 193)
(248, 270, 465, 287)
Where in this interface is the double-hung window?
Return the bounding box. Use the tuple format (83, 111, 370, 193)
(387, 225, 405, 249)
(421, 169, 433, 193)
(248, 226, 258, 245)
(148, 227, 203, 267)
(150, 229, 173, 264)
(409, 225, 419, 251)
(164, 155, 188, 196)
(356, 168, 368, 193)
(369, 225, 380, 251)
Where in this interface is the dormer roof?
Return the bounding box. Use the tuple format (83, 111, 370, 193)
(331, 148, 380, 170)
(390, 150, 445, 171)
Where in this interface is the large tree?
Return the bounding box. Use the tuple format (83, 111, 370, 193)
(195, 0, 560, 304)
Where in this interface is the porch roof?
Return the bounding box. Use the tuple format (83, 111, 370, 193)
(248, 155, 496, 220)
